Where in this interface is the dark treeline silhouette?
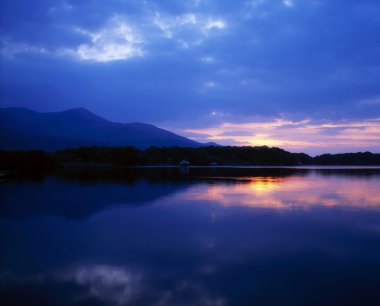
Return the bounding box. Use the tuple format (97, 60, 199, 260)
(54, 146, 380, 166)
(54, 145, 312, 166)
(313, 152, 380, 165)
(0, 150, 60, 177)
(1, 146, 380, 175)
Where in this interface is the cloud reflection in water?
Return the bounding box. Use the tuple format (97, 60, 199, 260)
(179, 174, 380, 210)
(55, 265, 139, 306)
(1, 169, 380, 306)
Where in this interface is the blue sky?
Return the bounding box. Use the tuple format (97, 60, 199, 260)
(1, 0, 380, 154)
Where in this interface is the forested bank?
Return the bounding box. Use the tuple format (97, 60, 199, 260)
(1, 146, 380, 175)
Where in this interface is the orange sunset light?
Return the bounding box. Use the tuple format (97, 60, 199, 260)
(179, 117, 380, 154)
(178, 174, 380, 210)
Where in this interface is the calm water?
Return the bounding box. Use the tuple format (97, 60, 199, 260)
(1, 167, 380, 306)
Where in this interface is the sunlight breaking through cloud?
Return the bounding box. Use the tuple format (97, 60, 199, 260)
(1, 0, 380, 148)
(68, 16, 144, 62)
(1, 8, 226, 61)
(180, 117, 380, 155)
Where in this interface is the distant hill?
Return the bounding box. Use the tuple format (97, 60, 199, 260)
(0, 107, 205, 151)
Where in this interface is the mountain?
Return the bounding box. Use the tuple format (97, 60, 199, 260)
(0, 107, 205, 151)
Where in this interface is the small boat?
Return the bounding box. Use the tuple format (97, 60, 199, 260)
(179, 160, 190, 167)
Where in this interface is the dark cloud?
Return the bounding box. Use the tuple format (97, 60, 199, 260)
(1, 0, 380, 131)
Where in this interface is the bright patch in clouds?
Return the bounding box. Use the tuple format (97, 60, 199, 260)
(204, 19, 226, 31)
(283, 0, 295, 7)
(180, 117, 380, 155)
(153, 12, 226, 47)
(153, 13, 198, 39)
(1, 16, 144, 62)
(70, 16, 144, 62)
(2, 9, 226, 61)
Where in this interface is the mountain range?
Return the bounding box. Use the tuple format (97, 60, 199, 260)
(0, 107, 213, 151)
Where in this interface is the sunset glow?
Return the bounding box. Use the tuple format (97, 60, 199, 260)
(2, 0, 380, 154)
(179, 117, 380, 155)
(1, 1, 380, 305)
(178, 174, 380, 210)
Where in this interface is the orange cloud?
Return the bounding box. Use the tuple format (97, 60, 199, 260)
(177, 117, 380, 155)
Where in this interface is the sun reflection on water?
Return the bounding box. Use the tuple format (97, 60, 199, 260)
(181, 174, 380, 210)
(247, 177, 284, 193)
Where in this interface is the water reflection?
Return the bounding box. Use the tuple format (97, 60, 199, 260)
(1, 167, 380, 306)
(181, 174, 380, 210)
(56, 265, 139, 306)
(0, 177, 189, 219)
(1, 168, 379, 219)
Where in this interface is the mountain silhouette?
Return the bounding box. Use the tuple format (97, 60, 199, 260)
(0, 107, 204, 151)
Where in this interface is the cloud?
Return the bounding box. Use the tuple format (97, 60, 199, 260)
(153, 12, 198, 39)
(180, 117, 380, 155)
(204, 18, 226, 31)
(47, 2, 73, 14)
(206, 81, 217, 87)
(357, 95, 380, 106)
(248, 0, 266, 8)
(200, 56, 216, 63)
(1, 15, 144, 62)
(67, 15, 144, 62)
(1, 4, 227, 61)
(1, 0, 380, 151)
(153, 12, 226, 47)
(283, 0, 295, 7)
(0, 39, 49, 57)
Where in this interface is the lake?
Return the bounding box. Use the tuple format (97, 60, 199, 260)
(1, 166, 380, 306)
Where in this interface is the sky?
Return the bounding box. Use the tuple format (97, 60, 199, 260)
(1, 0, 380, 155)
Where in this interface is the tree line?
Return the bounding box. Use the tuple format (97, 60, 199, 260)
(1, 146, 380, 174)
